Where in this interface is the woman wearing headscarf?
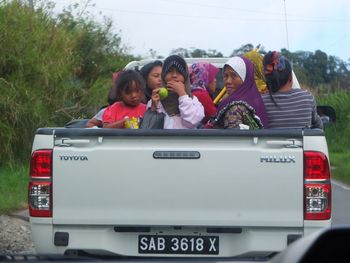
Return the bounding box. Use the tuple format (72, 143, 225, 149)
(243, 49, 268, 94)
(189, 61, 219, 124)
(148, 55, 204, 129)
(140, 60, 163, 102)
(206, 56, 268, 129)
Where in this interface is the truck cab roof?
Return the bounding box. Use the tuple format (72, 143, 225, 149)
(124, 57, 230, 71)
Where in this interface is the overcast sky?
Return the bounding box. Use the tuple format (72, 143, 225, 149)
(52, 0, 350, 61)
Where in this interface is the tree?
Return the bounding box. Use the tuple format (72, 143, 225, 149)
(170, 47, 224, 58)
(190, 48, 207, 58)
(207, 49, 224, 58)
(170, 47, 190, 57)
(0, 0, 134, 165)
(230, 43, 254, 56)
(280, 49, 349, 89)
(57, 11, 127, 84)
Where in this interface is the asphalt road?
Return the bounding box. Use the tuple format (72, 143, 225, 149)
(331, 180, 350, 226)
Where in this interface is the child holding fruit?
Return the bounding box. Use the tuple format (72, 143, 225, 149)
(148, 55, 204, 129)
(102, 70, 146, 128)
(140, 60, 163, 102)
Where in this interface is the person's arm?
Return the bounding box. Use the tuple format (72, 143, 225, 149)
(166, 80, 205, 128)
(150, 88, 161, 112)
(311, 98, 323, 129)
(103, 119, 126, 128)
(178, 95, 205, 128)
(166, 80, 186, 97)
(223, 104, 251, 129)
(86, 118, 102, 128)
(86, 108, 105, 128)
(101, 104, 126, 128)
(194, 91, 216, 118)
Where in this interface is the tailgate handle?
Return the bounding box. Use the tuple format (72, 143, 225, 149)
(153, 151, 200, 159)
(55, 138, 90, 147)
(266, 139, 302, 148)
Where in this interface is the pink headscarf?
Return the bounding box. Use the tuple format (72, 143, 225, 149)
(189, 61, 219, 94)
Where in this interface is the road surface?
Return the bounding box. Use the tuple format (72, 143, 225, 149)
(332, 180, 350, 226)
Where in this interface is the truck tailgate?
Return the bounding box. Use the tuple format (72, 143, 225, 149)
(52, 132, 304, 227)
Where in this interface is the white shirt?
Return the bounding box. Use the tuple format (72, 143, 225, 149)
(147, 95, 204, 129)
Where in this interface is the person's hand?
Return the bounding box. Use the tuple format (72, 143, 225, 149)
(115, 118, 127, 128)
(151, 88, 160, 111)
(122, 116, 130, 128)
(103, 117, 126, 128)
(166, 80, 187, 97)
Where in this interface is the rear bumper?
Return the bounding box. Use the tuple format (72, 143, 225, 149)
(30, 220, 331, 257)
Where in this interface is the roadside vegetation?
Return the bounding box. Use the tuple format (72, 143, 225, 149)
(317, 91, 350, 185)
(0, 0, 135, 166)
(0, 165, 28, 214)
(0, 0, 349, 213)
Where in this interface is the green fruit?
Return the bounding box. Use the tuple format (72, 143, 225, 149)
(158, 87, 168, 100)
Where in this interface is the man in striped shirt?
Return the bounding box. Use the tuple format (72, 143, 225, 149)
(262, 51, 323, 129)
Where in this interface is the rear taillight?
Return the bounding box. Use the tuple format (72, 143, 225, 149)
(29, 149, 52, 217)
(30, 149, 52, 178)
(28, 181, 52, 217)
(304, 151, 331, 220)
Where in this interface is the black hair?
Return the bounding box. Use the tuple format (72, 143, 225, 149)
(114, 70, 145, 101)
(263, 51, 292, 107)
(106, 70, 124, 106)
(263, 51, 292, 93)
(97, 84, 119, 111)
(140, 60, 163, 81)
(140, 61, 163, 101)
(107, 85, 118, 105)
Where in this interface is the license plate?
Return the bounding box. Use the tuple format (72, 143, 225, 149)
(138, 235, 219, 255)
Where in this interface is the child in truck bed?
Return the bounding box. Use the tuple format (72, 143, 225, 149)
(189, 61, 219, 124)
(148, 55, 204, 129)
(102, 70, 146, 128)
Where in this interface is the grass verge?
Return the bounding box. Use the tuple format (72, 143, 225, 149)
(0, 164, 29, 215)
(329, 152, 350, 186)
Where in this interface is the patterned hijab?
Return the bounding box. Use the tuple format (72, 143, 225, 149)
(161, 55, 191, 116)
(189, 61, 219, 94)
(217, 56, 269, 128)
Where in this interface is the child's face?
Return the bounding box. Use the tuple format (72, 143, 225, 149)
(208, 77, 217, 94)
(164, 67, 185, 84)
(147, 66, 162, 90)
(121, 81, 144, 107)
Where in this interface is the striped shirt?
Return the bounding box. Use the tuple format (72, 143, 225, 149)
(262, 89, 323, 129)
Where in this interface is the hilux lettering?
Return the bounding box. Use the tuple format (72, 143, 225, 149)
(260, 155, 296, 163)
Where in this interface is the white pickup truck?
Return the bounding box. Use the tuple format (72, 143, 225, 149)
(28, 59, 332, 258)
